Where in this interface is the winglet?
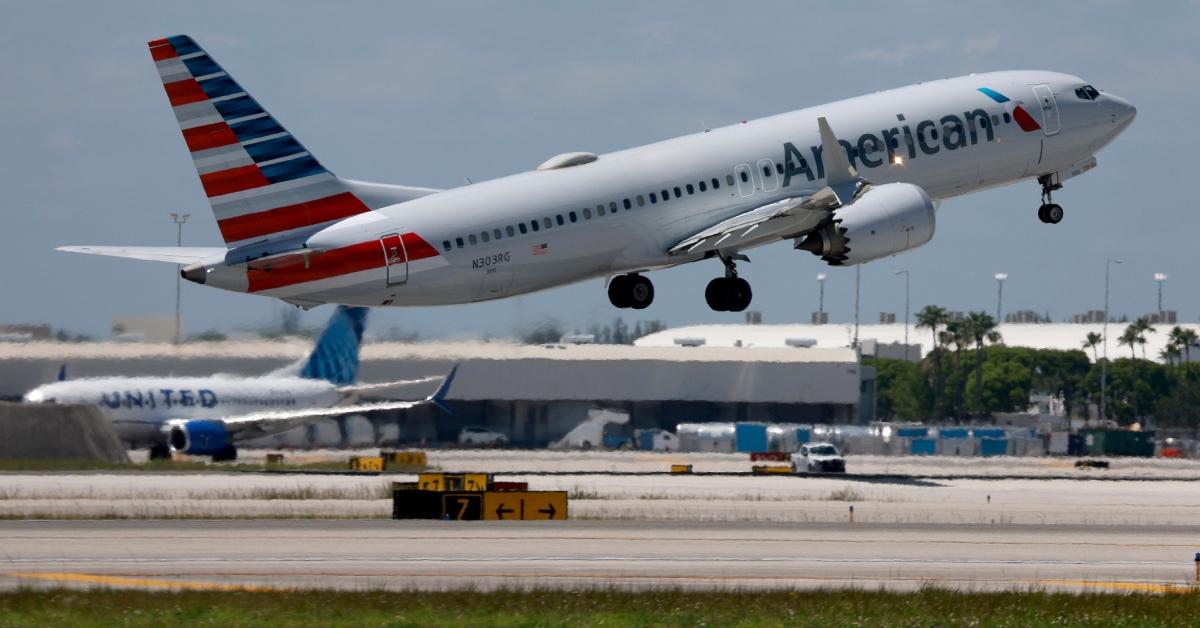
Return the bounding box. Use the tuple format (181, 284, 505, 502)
(427, 365, 458, 415)
(817, 117, 861, 204)
(57, 364, 67, 382)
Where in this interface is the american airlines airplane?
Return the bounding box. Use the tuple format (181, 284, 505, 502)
(23, 306, 454, 461)
(61, 35, 1135, 313)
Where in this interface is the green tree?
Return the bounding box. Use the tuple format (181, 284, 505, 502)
(961, 311, 1002, 416)
(1117, 324, 1140, 360)
(1082, 332, 1102, 363)
(915, 305, 949, 417)
(865, 357, 931, 420)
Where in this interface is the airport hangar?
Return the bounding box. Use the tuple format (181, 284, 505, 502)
(0, 342, 872, 446)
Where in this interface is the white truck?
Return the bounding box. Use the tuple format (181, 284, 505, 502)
(793, 442, 846, 473)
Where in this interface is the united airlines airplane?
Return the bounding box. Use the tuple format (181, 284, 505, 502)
(61, 35, 1135, 313)
(23, 306, 454, 461)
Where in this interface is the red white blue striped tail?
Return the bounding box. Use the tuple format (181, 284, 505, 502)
(148, 35, 370, 247)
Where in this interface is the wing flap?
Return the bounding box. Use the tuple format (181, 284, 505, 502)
(57, 246, 225, 264)
(668, 196, 826, 257)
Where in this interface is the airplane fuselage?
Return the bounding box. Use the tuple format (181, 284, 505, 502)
(24, 377, 337, 446)
(181, 70, 1136, 307)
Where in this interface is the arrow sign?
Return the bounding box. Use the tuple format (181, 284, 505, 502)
(538, 503, 556, 518)
(495, 503, 514, 519)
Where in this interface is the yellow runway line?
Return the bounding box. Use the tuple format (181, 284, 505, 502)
(1031, 578, 1196, 594)
(7, 571, 277, 592)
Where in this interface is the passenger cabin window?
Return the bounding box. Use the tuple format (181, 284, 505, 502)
(597, 204, 606, 216)
(469, 234, 478, 245)
(739, 171, 749, 183)
(442, 240, 451, 252)
(583, 207, 592, 219)
(494, 228, 502, 240)
(637, 195, 645, 207)
(762, 165, 771, 177)
(686, 183, 694, 194)
(481, 231, 490, 243)
(725, 174, 735, 186)
(674, 186, 682, 197)
(1003, 112, 1011, 123)
(623, 198, 632, 209)
(610, 202, 618, 213)
(543, 217, 553, 228)
(519, 223, 528, 234)
(649, 192, 657, 204)
(531, 220, 539, 232)
(569, 211, 577, 223)
(661, 189, 669, 201)
(711, 178, 720, 189)
(699, 180, 707, 192)
(456, 237, 464, 248)
(776, 163, 784, 175)
(506, 225, 515, 237)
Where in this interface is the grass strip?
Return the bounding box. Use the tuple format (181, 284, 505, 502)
(1, 587, 1198, 627)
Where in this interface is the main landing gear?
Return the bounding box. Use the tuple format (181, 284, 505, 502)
(1037, 174, 1064, 225)
(705, 253, 753, 312)
(608, 273, 654, 309)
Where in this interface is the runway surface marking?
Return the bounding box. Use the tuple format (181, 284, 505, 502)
(1031, 579, 1197, 594)
(6, 571, 275, 592)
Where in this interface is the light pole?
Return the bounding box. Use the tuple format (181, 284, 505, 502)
(170, 212, 190, 345)
(816, 273, 827, 324)
(894, 269, 910, 360)
(853, 266, 861, 348)
(1154, 273, 1167, 315)
(1101, 258, 1122, 422)
(994, 273, 1007, 323)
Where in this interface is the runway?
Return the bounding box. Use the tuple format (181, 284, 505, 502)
(2, 520, 1196, 593)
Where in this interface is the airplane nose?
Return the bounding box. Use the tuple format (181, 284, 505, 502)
(1107, 93, 1137, 127)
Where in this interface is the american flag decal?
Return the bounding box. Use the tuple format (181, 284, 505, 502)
(532, 243, 548, 255)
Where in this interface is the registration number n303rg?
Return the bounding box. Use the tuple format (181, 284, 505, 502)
(472, 251, 511, 269)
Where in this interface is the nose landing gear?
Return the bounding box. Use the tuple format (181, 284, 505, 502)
(705, 253, 753, 312)
(1038, 174, 1064, 224)
(607, 273, 654, 309)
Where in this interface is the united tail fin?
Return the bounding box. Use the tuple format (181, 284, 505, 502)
(148, 35, 373, 248)
(264, 306, 368, 384)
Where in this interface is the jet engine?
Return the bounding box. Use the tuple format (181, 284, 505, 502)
(795, 182, 935, 266)
(165, 419, 235, 460)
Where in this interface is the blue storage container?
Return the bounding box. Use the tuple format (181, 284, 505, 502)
(795, 428, 811, 445)
(973, 428, 1006, 439)
(910, 437, 936, 455)
(979, 438, 1008, 457)
(735, 423, 769, 452)
(896, 427, 929, 438)
(939, 428, 969, 439)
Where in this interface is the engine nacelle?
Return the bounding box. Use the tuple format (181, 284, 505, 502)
(796, 182, 935, 266)
(165, 419, 231, 457)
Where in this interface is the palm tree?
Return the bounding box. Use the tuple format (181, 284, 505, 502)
(916, 305, 949, 417)
(1168, 326, 1199, 371)
(1131, 318, 1156, 359)
(1160, 344, 1181, 367)
(962, 311, 1002, 416)
(1082, 332, 1102, 363)
(1118, 324, 1139, 360)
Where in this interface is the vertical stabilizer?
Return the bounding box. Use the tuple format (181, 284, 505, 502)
(296, 306, 369, 385)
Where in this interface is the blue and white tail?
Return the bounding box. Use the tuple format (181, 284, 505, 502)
(148, 35, 372, 248)
(266, 306, 368, 385)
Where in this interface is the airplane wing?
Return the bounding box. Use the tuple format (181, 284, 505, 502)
(215, 366, 458, 443)
(57, 246, 226, 264)
(667, 116, 866, 257)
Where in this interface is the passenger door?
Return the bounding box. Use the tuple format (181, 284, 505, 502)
(1031, 85, 1061, 136)
(379, 233, 408, 285)
(734, 163, 755, 197)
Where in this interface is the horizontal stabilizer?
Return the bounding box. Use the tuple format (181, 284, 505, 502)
(56, 246, 225, 264)
(336, 376, 441, 396)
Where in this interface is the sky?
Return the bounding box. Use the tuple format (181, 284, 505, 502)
(2, 1, 1198, 340)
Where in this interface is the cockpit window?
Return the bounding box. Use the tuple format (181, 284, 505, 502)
(1074, 85, 1100, 100)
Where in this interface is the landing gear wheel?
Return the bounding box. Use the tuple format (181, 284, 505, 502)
(212, 445, 238, 462)
(1037, 174, 1064, 224)
(1043, 203, 1063, 224)
(607, 275, 632, 308)
(727, 277, 752, 312)
(148, 443, 171, 461)
(705, 277, 753, 312)
(608, 274, 653, 309)
(627, 275, 654, 310)
(705, 278, 730, 311)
